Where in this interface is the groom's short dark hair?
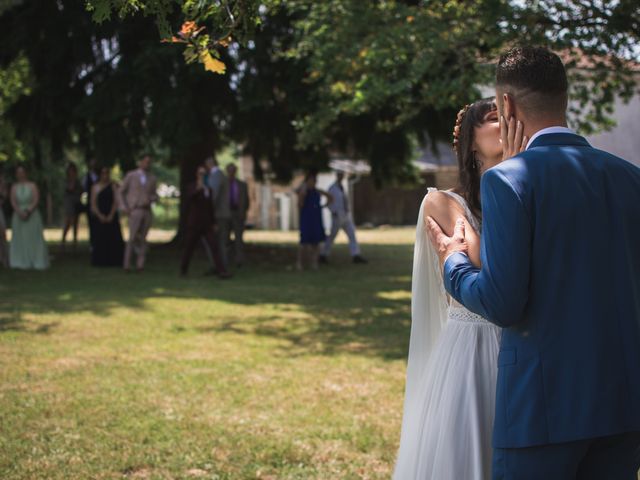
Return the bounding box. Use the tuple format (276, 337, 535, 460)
(496, 46, 568, 118)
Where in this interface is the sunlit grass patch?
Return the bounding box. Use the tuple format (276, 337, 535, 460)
(0, 229, 413, 479)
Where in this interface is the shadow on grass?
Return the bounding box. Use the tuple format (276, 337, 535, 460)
(0, 310, 60, 334)
(0, 240, 414, 360)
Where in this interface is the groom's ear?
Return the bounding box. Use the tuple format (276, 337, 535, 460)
(502, 92, 516, 120)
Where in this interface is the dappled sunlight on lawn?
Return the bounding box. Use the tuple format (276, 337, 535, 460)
(244, 226, 416, 246)
(25, 222, 417, 247)
(0, 229, 415, 479)
(376, 290, 412, 301)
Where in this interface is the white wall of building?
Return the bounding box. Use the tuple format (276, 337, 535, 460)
(585, 94, 640, 167)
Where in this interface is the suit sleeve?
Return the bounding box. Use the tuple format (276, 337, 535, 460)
(443, 168, 532, 327)
(120, 173, 130, 210)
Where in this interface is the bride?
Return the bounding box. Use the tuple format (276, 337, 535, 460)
(393, 98, 526, 479)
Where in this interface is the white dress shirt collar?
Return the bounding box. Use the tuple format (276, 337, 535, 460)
(526, 126, 575, 150)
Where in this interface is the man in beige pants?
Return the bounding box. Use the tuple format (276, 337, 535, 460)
(120, 154, 158, 272)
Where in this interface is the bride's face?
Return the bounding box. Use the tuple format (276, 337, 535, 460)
(473, 107, 502, 172)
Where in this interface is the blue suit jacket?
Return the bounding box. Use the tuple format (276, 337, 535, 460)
(444, 133, 640, 448)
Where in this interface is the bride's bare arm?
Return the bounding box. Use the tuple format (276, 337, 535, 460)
(423, 191, 481, 268)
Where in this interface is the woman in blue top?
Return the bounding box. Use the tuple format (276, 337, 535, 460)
(297, 171, 332, 270)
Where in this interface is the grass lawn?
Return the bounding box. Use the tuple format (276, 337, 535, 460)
(0, 227, 415, 479)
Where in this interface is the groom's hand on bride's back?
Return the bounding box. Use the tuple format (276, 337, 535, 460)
(425, 216, 469, 270)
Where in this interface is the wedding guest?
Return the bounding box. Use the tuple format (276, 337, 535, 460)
(9, 165, 49, 270)
(205, 157, 231, 269)
(0, 168, 8, 267)
(181, 165, 230, 279)
(297, 171, 332, 270)
(319, 171, 367, 265)
(120, 154, 158, 272)
(90, 166, 124, 267)
(61, 162, 83, 252)
(82, 157, 99, 251)
(226, 163, 250, 267)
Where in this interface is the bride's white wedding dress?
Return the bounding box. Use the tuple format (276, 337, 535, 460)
(393, 189, 501, 480)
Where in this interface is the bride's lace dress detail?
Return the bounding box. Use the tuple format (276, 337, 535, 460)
(393, 189, 500, 480)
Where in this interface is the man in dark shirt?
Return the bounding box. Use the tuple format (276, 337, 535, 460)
(181, 165, 231, 279)
(226, 163, 250, 267)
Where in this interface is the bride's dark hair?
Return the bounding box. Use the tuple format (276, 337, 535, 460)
(452, 97, 497, 219)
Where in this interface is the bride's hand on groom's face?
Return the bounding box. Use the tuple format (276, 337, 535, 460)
(501, 116, 528, 161)
(425, 216, 469, 270)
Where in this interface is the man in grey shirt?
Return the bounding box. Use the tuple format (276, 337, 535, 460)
(319, 171, 367, 265)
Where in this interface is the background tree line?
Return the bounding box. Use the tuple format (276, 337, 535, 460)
(0, 0, 638, 225)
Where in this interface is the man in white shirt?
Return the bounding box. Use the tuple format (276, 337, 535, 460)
(319, 171, 367, 264)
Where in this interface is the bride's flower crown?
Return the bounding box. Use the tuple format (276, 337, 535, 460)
(452, 104, 471, 153)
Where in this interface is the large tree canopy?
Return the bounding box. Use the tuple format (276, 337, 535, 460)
(0, 53, 31, 163)
(0, 1, 237, 169)
(86, 0, 640, 179)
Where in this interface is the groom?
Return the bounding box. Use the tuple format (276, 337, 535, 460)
(427, 46, 640, 479)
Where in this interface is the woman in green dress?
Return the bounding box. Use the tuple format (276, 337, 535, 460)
(9, 165, 49, 270)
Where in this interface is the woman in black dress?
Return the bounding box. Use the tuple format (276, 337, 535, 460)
(90, 166, 124, 267)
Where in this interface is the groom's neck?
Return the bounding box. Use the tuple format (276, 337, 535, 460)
(521, 114, 569, 141)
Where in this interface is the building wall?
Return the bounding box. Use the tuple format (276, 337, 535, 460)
(240, 155, 339, 230)
(586, 94, 640, 167)
(241, 153, 462, 229)
(350, 168, 459, 226)
(433, 167, 458, 190)
(241, 158, 306, 230)
(352, 177, 427, 225)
